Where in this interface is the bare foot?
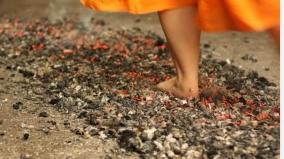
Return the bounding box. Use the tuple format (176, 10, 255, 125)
(156, 77, 176, 92)
(156, 77, 199, 98)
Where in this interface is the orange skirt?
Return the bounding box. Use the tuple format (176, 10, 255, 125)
(80, 0, 280, 32)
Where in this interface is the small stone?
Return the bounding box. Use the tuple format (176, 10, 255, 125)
(42, 127, 49, 134)
(63, 49, 73, 55)
(38, 112, 49, 118)
(154, 141, 164, 151)
(251, 120, 258, 127)
(166, 134, 177, 143)
(181, 143, 189, 150)
(75, 85, 82, 92)
(141, 141, 155, 153)
(20, 123, 35, 129)
(250, 56, 258, 62)
(160, 154, 167, 158)
(180, 100, 188, 105)
(226, 59, 231, 65)
(186, 149, 202, 159)
(128, 110, 136, 115)
(246, 146, 257, 154)
(143, 127, 156, 141)
(274, 155, 280, 159)
(101, 96, 109, 103)
(213, 141, 224, 149)
(259, 90, 265, 95)
(240, 120, 248, 127)
(171, 128, 182, 139)
(164, 141, 171, 151)
(167, 150, 175, 158)
(171, 143, 181, 154)
(88, 128, 99, 136)
(265, 134, 276, 141)
(181, 143, 189, 154)
(83, 132, 91, 139)
(145, 95, 153, 101)
(20, 153, 32, 159)
(99, 131, 107, 139)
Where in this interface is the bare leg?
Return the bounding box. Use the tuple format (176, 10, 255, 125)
(157, 6, 201, 98)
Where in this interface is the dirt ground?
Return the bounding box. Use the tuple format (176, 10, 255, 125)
(0, 0, 280, 159)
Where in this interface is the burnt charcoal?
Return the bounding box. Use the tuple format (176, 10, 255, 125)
(78, 111, 88, 119)
(0, 132, 5, 136)
(49, 98, 61, 105)
(86, 114, 98, 125)
(38, 112, 49, 118)
(22, 132, 29, 140)
(13, 102, 23, 110)
(118, 130, 141, 152)
(18, 69, 34, 78)
(203, 43, 211, 49)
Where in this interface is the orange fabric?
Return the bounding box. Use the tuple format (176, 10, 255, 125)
(198, 0, 280, 31)
(80, 0, 280, 32)
(80, 0, 196, 14)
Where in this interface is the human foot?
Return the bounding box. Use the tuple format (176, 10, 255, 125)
(156, 77, 199, 98)
(156, 77, 176, 92)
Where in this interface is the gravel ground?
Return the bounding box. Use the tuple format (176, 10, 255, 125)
(0, 67, 138, 159)
(0, 17, 280, 159)
(0, 0, 279, 85)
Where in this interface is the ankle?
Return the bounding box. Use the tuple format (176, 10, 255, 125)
(176, 76, 198, 86)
